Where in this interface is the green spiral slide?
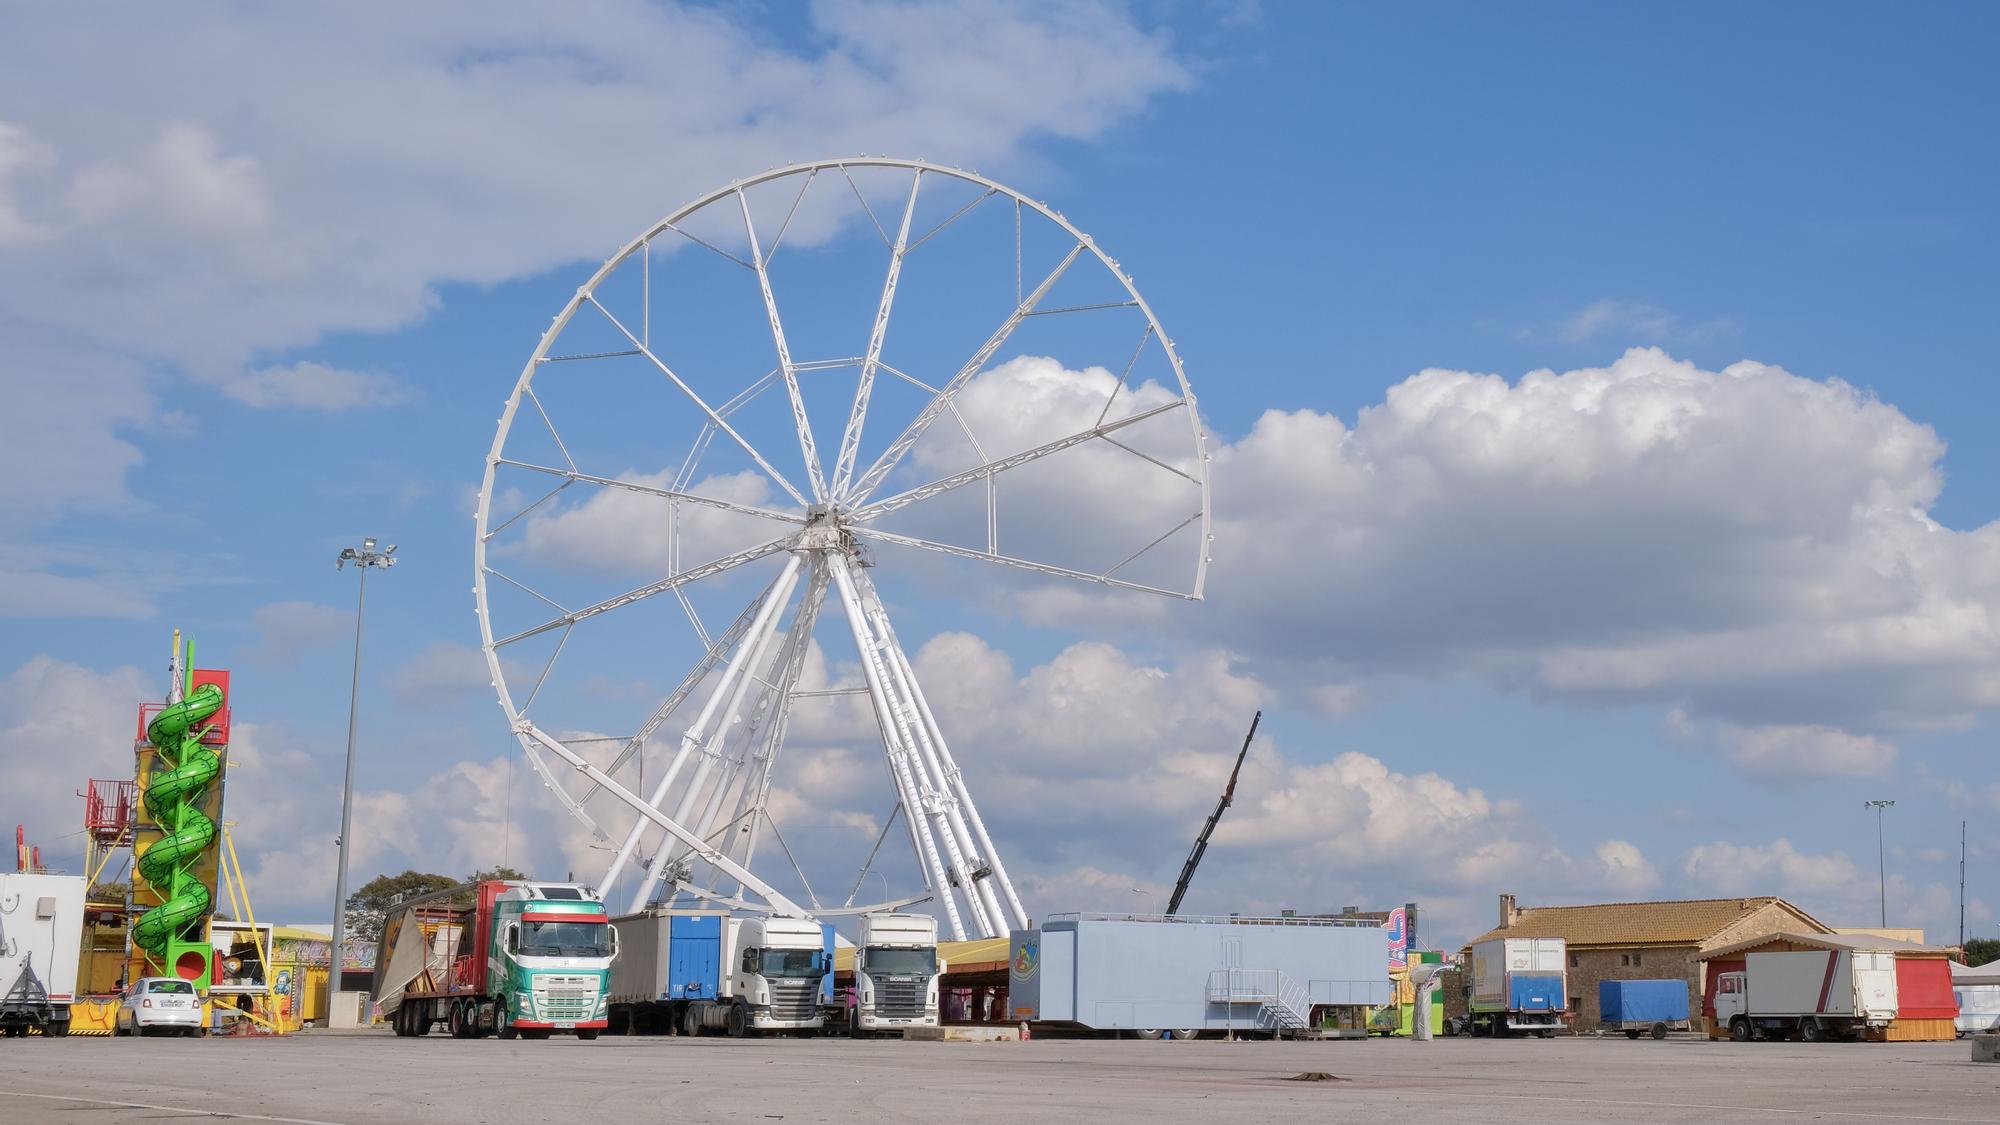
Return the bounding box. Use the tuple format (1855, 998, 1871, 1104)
(132, 681, 226, 955)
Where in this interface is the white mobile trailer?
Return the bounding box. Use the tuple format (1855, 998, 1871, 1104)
(1714, 949, 1898, 1042)
(0, 873, 86, 1036)
(851, 912, 940, 1033)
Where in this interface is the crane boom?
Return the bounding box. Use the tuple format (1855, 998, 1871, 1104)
(1164, 710, 1261, 917)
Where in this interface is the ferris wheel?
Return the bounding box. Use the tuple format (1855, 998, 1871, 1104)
(472, 158, 1209, 940)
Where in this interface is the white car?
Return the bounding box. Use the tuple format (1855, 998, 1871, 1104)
(115, 977, 205, 1037)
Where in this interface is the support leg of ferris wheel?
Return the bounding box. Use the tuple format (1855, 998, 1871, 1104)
(516, 721, 807, 916)
(852, 564, 1028, 931)
(630, 557, 805, 911)
(849, 573, 1007, 932)
(825, 552, 974, 939)
(598, 552, 803, 899)
(730, 561, 831, 894)
(656, 582, 817, 904)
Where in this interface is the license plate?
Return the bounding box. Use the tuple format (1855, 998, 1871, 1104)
(555, 1022, 575, 1029)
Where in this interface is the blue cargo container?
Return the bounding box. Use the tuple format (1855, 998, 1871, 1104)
(1599, 978, 1691, 1039)
(1008, 913, 1390, 1037)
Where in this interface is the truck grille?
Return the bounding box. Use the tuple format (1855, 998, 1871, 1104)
(768, 980, 819, 1022)
(535, 975, 599, 1019)
(875, 978, 927, 1019)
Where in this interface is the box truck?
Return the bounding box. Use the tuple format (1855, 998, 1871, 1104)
(1599, 978, 1690, 1039)
(609, 909, 832, 1037)
(1713, 949, 1897, 1042)
(373, 880, 617, 1040)
(1469, 936, 1566, 1037)
(0, 873, 85, 1037)
(851, 912, 940, 1034)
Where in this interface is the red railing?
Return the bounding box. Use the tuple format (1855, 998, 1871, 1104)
(82, 779, 137, 842)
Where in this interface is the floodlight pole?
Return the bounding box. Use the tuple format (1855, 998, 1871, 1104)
(1864, 799, 1895, 929)
(329, 537, 397, 1005)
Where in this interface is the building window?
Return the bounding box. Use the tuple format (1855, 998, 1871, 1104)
(1632, 952, 1642, 967)
(1569, 953, 1579, 968)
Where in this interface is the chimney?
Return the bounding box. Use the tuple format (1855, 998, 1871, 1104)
(1499, 893, 1518, 929)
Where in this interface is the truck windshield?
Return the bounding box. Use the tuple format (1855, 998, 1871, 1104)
(761, 949, 824, 978)
(866, 948, 936, 975)
(520, 919, 611, 958)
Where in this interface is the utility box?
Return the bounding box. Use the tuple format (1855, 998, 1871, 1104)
(1009, 913, 1389, 1036)
(0, 873, 86, 1036)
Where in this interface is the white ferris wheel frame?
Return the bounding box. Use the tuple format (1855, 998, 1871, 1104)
(472, 157, 1210, 940)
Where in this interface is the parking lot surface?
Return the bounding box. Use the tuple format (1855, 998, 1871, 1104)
(1, 1031, 1993, 1124)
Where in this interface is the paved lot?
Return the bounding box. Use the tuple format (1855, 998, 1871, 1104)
(1, 1031, 1993, 1124)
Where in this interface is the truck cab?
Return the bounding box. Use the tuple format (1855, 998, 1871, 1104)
(491, 886, 617, 1037)
(852, 912, 940, 1033)
(723, 915, 831, 1034)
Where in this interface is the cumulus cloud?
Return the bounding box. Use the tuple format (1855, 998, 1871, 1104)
(1669, 709, 1897, 783)
(0, 656, 155, 863)
(1680, 838, 1864, 898)
(221, 362, 415, 412)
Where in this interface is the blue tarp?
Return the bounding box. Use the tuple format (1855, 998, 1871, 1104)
(1599, 979, 1689, 1024)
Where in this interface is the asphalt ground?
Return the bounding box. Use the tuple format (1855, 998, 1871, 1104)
(0, 1030, 1993, 1124)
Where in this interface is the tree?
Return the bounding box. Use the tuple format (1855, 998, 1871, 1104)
(469, 865, 530, 883)
(1966, 937, 2000, 968)
(344, 870, 457, 943)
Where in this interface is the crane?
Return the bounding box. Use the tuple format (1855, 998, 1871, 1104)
(1164, 711, 1261, 917)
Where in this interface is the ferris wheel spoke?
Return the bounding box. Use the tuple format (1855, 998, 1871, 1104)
(738, 189, 828, 502)
(494, 459, 806, 525)
(833, 168, 922, 497)
(846, 241, 1088, 505)
(1095, 322, 1156, 429)
(586, 297, 811, 507)
(850, 525, 1196, 600)
(852, 397, 1187, 523)
(659, 221, 756, 271)
(904, 187, 999, 254)
(491, 535, 795, 649)
(837, 163, 894, 249)
(760, 168, 816, 266)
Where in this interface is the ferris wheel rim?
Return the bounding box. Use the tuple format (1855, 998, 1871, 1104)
(470, 156, 1213, 861)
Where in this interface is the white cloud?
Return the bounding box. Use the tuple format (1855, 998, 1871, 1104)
(0, 656, 155, 865)
(1680, 838, 1864, 898)
(1592, 839, 1661, 896)
(1669, 709, 1897, 783)
(1545, 298, 1739, 346)
(0, 3, 1187, 386)
(392, 640, 522, 706)
(1168, 348, 2000, 735)
(221, 362, 414, 412)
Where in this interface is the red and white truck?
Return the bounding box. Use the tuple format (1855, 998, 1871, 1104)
(1713, 949, 1897, 1042)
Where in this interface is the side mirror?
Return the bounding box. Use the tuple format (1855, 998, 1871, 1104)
(742, 949, 761, 973)
(506, 924, 519, 953)
(609, 925, 619, 958)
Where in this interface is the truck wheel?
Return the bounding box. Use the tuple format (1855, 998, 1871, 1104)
(497, 1024, 518, 1041)
(1728, 1017, 1752, 1043)
(1624, 1029, 1641, 1039)
(725, 1003, 747, 1039)
(521, 1028, 552, 1040)
(577, 1028, 600, 1041)
(684, 1005, 702, 1037)
(1800, 1018, 1827, 1043)
(1649, 1023, 1668, 1041)
(1132, 1029, 1164, 1040)
(412, 1006, 431, 1036)
(1535, 1029, 1554, 1039)
(1168, 1029, 1201, 1041)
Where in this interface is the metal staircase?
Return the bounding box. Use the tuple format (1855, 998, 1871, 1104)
(1206, 968, 1313, 1035)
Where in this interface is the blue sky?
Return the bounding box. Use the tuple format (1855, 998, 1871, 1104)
(2, 2, 1995, 950)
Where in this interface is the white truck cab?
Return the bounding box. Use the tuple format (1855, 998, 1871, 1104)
(853, 912, 940, 1033)
(684, 915, 830, 1036)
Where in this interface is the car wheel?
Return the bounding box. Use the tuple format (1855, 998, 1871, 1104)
(1650, 1023, 1669, 1041)
(1729, 1017, 1752, 1043)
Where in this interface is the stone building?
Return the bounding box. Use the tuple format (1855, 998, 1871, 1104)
(1464, 893, 1832, 1028)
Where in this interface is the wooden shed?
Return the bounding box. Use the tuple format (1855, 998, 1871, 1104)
(1698, 931, 1958, 1042)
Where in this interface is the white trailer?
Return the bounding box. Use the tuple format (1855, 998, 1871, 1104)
(0, 873, 86, 1037)
(1468, 936, 1568, 1036)
(1714, 949, 1897, 1042)
(851, 913, 939, 1034)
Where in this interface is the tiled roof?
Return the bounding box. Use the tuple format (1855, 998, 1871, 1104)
(1702, 930, 1951, 960)
(1466, 897, 1814, 947)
